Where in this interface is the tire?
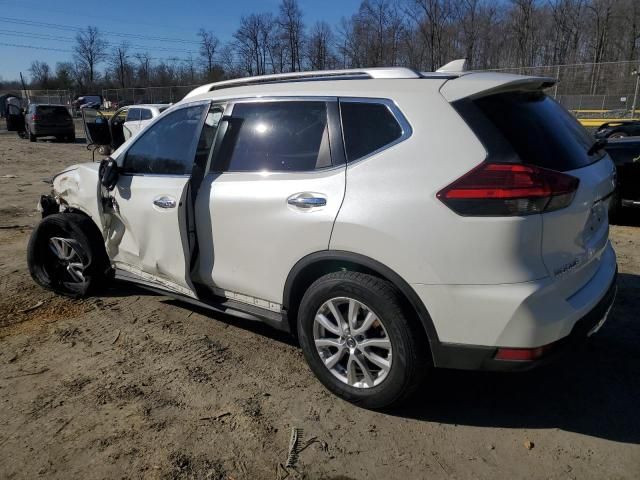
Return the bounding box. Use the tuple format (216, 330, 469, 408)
(67, 133, 76, 143)
(27, 213, 109, 298)
(97, 145, 111, 156)
(28, 126, 36, 142)
(297, 271, 429, 409)
(608, 131, 628, 139)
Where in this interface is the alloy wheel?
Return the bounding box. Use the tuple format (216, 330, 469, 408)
(313, 297, 392, 388)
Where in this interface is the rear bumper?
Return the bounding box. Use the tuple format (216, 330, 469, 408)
(32, 126, 74, 136)
(432, 271, 617, 371)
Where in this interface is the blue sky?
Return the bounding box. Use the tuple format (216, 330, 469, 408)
(0, 0, 362, 81)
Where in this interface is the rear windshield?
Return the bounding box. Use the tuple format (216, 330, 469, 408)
(36, 106, 70, 118)
(474, 92, 602, 171)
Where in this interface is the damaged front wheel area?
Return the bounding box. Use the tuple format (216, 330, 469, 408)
(27, 213, 108, 297)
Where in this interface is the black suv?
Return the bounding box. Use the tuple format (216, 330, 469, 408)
(24, 104, 75, 143)
(595, 120, 640, 139)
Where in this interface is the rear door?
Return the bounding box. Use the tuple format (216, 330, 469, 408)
(473, 91, 616, 286)
(108, 101, 210, 297)
(193, 98, 346, 308)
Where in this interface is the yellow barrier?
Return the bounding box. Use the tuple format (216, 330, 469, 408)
(578, 118, 640, 128)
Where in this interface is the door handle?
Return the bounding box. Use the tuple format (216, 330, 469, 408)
(287, 195, 327, 209)
(153, 196, 176, 209)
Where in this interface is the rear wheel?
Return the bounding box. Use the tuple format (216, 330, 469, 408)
(297, 271, 428, 409)
(608, 131, 628, 139)
(27, 213, 109, 297)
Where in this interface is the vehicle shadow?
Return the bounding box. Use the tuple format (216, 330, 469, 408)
(393, 272, 640, 445)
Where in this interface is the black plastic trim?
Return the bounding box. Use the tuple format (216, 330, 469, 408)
(283, 250, 441, 362)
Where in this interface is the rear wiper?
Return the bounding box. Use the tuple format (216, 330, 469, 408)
(588, 138, 608, 156)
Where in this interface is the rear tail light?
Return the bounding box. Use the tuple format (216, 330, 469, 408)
(437, 162, 579, 216)
(32, 114, 39, 121)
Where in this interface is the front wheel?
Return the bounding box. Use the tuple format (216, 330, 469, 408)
(297, 271, 429, 409)
(27, 213, 109, 297)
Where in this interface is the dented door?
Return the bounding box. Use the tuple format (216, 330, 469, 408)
(106, 102, 209, 297)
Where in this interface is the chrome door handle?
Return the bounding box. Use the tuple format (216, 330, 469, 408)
(153, 196, 176, 209)
(287, 195, 327, 208)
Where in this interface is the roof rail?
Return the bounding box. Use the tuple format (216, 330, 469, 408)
(183, 67, 422, 99)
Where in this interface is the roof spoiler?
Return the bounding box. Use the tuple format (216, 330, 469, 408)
(440, 73, 557, 102)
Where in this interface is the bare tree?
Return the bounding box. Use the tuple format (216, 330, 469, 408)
(307, 21, 334, 70)
(29, 60, 51, 88)
(110, 42, 130, 88)
(73, 26, 107, 86)
(278, 0, 305, 71)
(198, 29, 220, 79)
(234, 13, 275, 76)
(134, 52, 152, 86)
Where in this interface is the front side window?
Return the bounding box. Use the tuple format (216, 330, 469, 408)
(123, 104, 206, 175)
(340, 101, 403, 162)
(215, 101, 331, 172)
(126, 108, 141, 122)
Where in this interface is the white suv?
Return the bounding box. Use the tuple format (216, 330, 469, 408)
(28, 65, 618, 408)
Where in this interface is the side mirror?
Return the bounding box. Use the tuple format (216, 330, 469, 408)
(99, 157, 119, 191)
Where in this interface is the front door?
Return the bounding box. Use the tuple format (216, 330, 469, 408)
(107, 101, 210, 297)
(193, 98, 346, 309)
(6, 104, 25, 132)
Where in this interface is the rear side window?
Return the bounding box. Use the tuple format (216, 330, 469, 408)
(340, 101, 403, 161)
(473, 92, 601, 171)
(36, 106, 70, 118)
(215, 101, 331, 172)
(140, 109, 153, 120)
(126, 108, 141, 122)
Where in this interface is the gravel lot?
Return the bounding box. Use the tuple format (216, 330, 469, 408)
(1, 122, 639, 479)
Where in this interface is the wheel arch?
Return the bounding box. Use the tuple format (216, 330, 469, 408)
(283, 250, 440, 360)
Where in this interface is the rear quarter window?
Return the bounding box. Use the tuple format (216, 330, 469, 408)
(472, 92, 601, 171)
(340, 101, 403, 161)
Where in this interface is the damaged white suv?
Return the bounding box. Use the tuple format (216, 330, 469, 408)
(28, 65, 618, 408)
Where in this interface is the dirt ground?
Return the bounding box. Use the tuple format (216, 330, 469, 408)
(0, 121, 639, 480)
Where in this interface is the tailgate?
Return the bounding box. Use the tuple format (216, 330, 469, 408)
(542, 157, 615, 289)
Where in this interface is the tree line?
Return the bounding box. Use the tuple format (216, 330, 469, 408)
(7, 0, 640, 94)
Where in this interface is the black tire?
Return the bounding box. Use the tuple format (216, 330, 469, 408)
(27, 213, 109, 297)
(608, 131, 628, 139)
(66, 133, 76, 143)
(297, 271, 429, 409)
(97, 145, 111, 156)
(55, 136, 64, 142)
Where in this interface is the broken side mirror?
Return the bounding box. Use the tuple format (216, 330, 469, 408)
(99, 157, 119, 191)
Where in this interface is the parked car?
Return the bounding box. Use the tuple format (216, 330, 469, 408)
(72, 94, 103, 117)
(595, 120, 640, 139)
(24, 104, 75, 143)
(604, 137, 640, 215)
(28, 65, 618, 408)
(81, 104, 169, 155)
